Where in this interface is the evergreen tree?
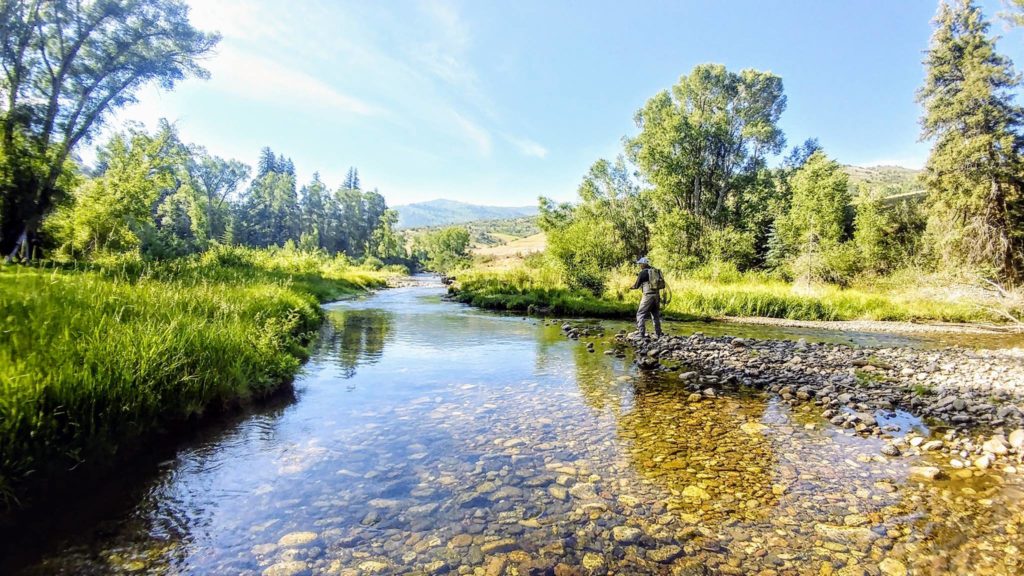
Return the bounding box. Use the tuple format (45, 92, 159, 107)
(918, 0, 1024, 282)
(344, 167, 360, 190)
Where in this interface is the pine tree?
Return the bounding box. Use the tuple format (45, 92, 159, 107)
(257, 147, 278, 178)
(344, 167, 360, 190)
(918, 0, 1024, 282)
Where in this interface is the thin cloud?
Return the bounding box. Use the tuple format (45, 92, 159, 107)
(506, 135, 548, 159)
(208, 48, 382, 117)
(451, 111, 492, 155)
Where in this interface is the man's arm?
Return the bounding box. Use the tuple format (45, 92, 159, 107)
(631, 269, 648, 290)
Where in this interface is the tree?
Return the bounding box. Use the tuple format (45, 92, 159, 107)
(0, 0, 218, 258)
(576, 156, 654, 260)
(1001, 0, 1024, 26)
(775, 150, 851, 254)
(44, 122, 180, 258)
(412, 226, 470, 273)
(185, 146, 249, 243)
(919, 0, 1024, 282)
(368, 208, 404, 261)
(343, 166, 360, 190)
(299, 173, 331, 249)
(628, 64, 787, 226)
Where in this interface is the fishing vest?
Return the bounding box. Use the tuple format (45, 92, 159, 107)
(642, 267, 665, 295)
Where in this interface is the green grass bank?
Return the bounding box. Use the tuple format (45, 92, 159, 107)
(451, 262, 1012, 324)
(0, 246, 393, 510)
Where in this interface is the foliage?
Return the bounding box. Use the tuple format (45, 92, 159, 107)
(853, 188, 927, 274)
(0, 246, 390, 509)
(40, 126, 400, 265)
(0, 0, 219, 257)
(628, 64, 786, 228)
(918, 0, 1024, 283)
(411, 226, 471, 273)
(775, 151, 852, 255)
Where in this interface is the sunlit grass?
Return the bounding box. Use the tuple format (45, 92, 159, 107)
(453, 258, 1002, 323)
(0, 246, 392, 509)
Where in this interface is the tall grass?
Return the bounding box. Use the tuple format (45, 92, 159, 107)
(0, 246, 391, 509)
(452, 258, 1000, 323)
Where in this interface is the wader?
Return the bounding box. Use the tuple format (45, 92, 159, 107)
(636, 290, 663, 338)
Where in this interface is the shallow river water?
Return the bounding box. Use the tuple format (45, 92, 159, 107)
(11, 281, 1024, 575)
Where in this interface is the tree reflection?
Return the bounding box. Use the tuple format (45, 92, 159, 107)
(320, 308, 393, 379)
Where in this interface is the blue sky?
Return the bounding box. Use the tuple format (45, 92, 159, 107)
(104, 0, 1024, 206)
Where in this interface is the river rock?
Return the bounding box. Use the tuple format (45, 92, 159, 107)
(813, 524, 880, 547)
(358, 560, 391, 574)
(881, 444, 901, 457)
(879, 558, 908, 576)
(480, 538, 518, 555)
(262, 561, 310, 576)
(648, 544, 683, 563)
(548, 485, 568, 501)
(582, 553, 604, 571)
(983, 435, 1009, 455)
(611, 525, 643, 544)
(740, 421, 769, 435)
(1007, 428, 1024, 449)
(683, 485, 711, 501)
(909, 466, 942, 481)
(277, 532, 318, 548)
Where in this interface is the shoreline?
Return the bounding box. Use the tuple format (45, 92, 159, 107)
(715, 314, 1022, 337)
(559, 322, 1024, 480)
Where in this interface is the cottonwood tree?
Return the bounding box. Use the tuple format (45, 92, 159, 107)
(919, 0, 1024, 282)
(628, 64, 787, 226)
(0, 0, 218, 259)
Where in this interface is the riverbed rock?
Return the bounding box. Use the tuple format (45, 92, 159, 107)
(983, 435, 1009, 455)
(648, 545, 683, 563)
(612, 525, 643, 544)
(262, 561, 310, 576)
(909, 466, 942, 481)
(879, 558, 908, 576)
(480, 538, 518, 555)
(277, 532, 318, 548)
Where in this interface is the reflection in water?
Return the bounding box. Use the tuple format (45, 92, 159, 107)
(320, 308, 393, 379)
(10, 283, 1024, 575)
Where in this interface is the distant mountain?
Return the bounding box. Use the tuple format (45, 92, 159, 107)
(843, 165, 923, 195)
(393, 199, 538, 229)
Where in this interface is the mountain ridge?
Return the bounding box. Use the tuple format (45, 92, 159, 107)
(393, 199, 538, 229)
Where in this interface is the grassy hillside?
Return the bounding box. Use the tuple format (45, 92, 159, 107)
(843, 164, 923, 195)
(394, 199, 537, 229)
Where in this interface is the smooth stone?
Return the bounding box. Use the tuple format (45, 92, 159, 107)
(262, 561, 310, 576)
(983, 435, 1009, 455)
(548, 485, 569, 501)
(1009, 429, 1024, 449)
(357, 561, 390, 575)
(682, 485, 711, 501)
(881, 444, 901, 457)
(908, 466, 942, 481)
(813, 524, 880, 548)
(480, 538, 518, 555)
(648, 544, 683, 563)
(740, 421, 769, 435)
(611, 525, 643, 544)
(581, 553, 604, 571)
(879, 558, 908, 576)
(277, 532, 318, 548)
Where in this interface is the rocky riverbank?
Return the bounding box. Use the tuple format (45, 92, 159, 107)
(562, 323, 1024, 478)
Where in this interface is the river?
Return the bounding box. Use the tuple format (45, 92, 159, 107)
(8, 279, 1024, 575)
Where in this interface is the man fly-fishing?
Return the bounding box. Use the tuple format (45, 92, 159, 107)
(631, 256, 665, 339)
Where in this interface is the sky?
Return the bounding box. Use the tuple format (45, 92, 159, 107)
(100, 0, 1024, 207)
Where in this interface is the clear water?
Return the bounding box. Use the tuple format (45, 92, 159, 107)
(9, 282, 1024, 575)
